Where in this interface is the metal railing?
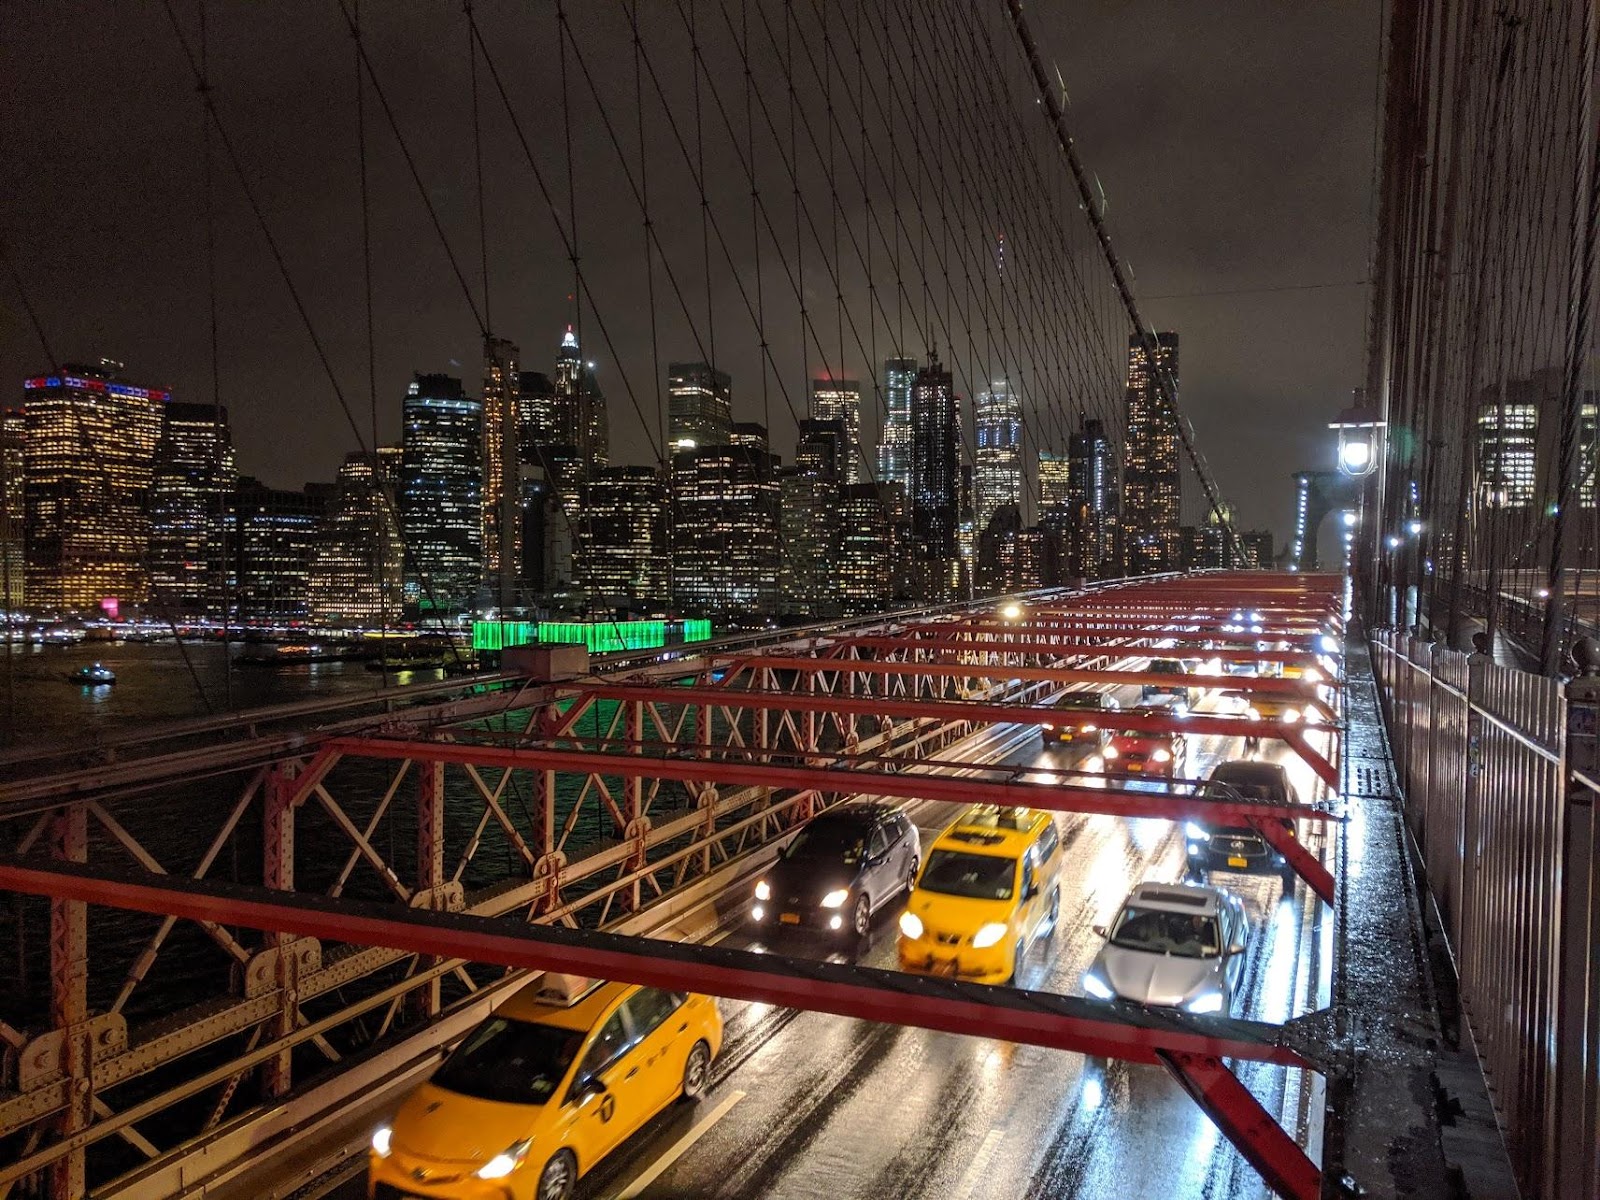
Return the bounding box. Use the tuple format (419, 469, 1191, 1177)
(1370, 629, 1600, 1199)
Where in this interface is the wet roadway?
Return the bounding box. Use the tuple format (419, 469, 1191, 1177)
(345, 688, 1335, 1200)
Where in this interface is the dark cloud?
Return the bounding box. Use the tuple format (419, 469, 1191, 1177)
(0, 2, 1378, 546)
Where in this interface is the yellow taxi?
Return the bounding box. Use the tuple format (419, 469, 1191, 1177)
(369, 975, 722, 1200)
(896, 806, 1062, 985)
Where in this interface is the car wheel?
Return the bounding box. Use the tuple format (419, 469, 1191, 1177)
(904, 855, 920, 895)
(852, 892, 871, 938)
(1045, 887, 1061, 933)
(681, 1039, 711, 1101)
(1280, 868, 1298, 893)
(537, 1149, 577, 1200)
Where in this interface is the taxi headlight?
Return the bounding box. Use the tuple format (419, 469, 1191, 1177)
(371, 1125, 393, 1158)
(1102, 744, 1119, 760)
(1281, 708, 1301, 724)
(477, 1138, 532, 1179)
(1151, 748, 1171, 763)
(1185, 992, 1225, 1015)
(1184, 821, 1210, 840)
(754, 880, 771, 901)
(899, 911, 924, 939)
(972, 922, 1009, 949)
(820, 889, 849, 908)
(1083, 973, 1115, 1000)
(1303, 668, 1322, 683)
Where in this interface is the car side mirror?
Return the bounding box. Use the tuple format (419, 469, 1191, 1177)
(1092, 923, 1108, 938)
(575, 1074, 607, 1101)
(1227, 941, 1246, 956)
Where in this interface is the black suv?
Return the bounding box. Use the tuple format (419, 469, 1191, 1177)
(750, 803, 919, 938)
(1185, 760, 1300, 890)
(1141, 658, 1196, 711)
(1045, 691, 1120, 748)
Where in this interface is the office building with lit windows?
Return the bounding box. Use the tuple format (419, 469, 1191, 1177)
(400, 373, 482, 612)
(668, 362, 732, 450)
(23, 361, 164, 610)
(910, 354, 960, 596)
(779, 419, 847, 620)
(810, 377, 863, 482)
(587, 465, 669, 607)
(837, 483, 895, 612)
(1, 409, 23, 608)
(1038, 450, 1072, 532)
(309, 452, 403, 626)
(1123, 332, 1180, 574)
(148, 402, 237, 612)
(481, 336, 521, 602)
(554, 325, 607, 476)
(671, 441, 779, 617)
(974, 381, 1022, 532)
(1067, 417, 1119, 579)
(877, 357, 918, 493)
(217, 478, 325, 624)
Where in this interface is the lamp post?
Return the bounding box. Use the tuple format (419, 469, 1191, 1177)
(1330, 399, 1385, 621)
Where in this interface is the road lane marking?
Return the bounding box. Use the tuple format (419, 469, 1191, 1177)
(956, 1126, 1006, 1197)
(611, 1089, 746, 1199)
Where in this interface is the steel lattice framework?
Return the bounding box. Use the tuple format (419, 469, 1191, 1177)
(0, 573, 1345, 1200)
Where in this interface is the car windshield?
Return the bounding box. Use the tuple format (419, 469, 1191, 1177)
(431, 1017, 584, 1105)
(918, 849, 1015, 900)
(1109, 907, 1221, 958)
(1055, 694, 1103, 710)
(783, 824, 865, 865)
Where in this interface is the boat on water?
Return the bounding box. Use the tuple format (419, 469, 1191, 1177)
(70, 662, 117, 685)
(365, 653, 445, 673)
(236, 642, 367, 668)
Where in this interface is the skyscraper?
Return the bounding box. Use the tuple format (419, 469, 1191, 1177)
(218, 478, 324, 624)
(1068, 417, 1119, 579)
(810, 377, 863, 483)
(877, 357, 917, 493)
(23, 361, 164, 610)
(481, 336, 521, 604)
(401, 373, 482, 612)
(780, 418, 847, 620)
(587, 465, 669, 606)
(671, 442, 779, 617)
(309, 452, 403, 626)
(554, 325, 608, 475)
(837, 483, 894, 612)
(667, 362, 733, 449)
(910, 353, 960, 579)
(1123, 332, 1180, 574)
(974, 381, 1022, 532)
(1037, 450, 1073, 533)
(1, 409, 23, 608)
(148, 402, 237, 613)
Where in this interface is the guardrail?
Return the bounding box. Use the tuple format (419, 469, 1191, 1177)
(1369, 629, 1599, 1199)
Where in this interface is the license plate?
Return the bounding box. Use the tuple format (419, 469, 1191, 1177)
(779, 913, 800, 925)
(1228, 856, 1248, 868)
(1128, 763, 1142, 772)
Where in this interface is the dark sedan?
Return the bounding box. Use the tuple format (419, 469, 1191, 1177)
(750, 803, 920, 938)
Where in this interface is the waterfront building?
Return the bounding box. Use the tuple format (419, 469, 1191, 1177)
(217, 478, 324, 624)
(810, 377, 863, 483)
(1123, 332, 1181, 574)
(22, 360, 164, 610)
(668, 362, 733, 450)
(0, 409, 21, 607)
(671, 441, 779, 617)
(308, 452, 403, 626)
(148, 402, 237, 613)
(400, 373, 482, 612)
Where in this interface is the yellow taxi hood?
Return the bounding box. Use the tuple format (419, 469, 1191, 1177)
(908, 887, 1014, 931)
(390, 1081, 554, 1165)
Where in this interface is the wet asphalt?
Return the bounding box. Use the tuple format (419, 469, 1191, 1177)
(340, 692, 1335, 1200)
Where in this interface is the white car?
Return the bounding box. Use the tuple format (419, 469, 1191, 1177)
(1082, 882, 1249, 1015)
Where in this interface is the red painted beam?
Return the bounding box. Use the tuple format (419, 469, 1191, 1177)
(927, 620, 1328, 646)
(841, 635, 1326, 666)
(0, 855, 1316, 1070)
(1253, 818, 1336, 906)
(1157, 1051, 1321, 1200)
(714, 657, 1341, 699)
(551, 684, 1342, 786)
(325, 737, 1339, 829)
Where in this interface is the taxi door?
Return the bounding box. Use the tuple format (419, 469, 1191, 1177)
(1017, 848, 1044, 941)
(621, 989, 691, 1115)
(567, 1005, 638, 1164)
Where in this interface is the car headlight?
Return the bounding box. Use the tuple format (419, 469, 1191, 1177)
(820, 888, 849, 908)
(1185, 992, 1225, 1015)
(1102, 744, 1119, 760)
(477, 1138, 532, 1179)
(1184, 821, 1210, 840)
(1282, 708, 1301, 724)
(1320, 635, 1339, 654)
(899, 911, 924, 939)
(972, 922, 1009, 949)
(371, 1125, 393, 1158)
(1246, 706, 1261, 721)
(754, 880, 771, 901)
(1081, 723, 1097, 733)
(1083, 973, 1115, 1000)
(1152, 748, 1171, 763)
(751, 904, 765, 920)
(1043, 722, 1055, 730)
(1303, 668, 1322, 683)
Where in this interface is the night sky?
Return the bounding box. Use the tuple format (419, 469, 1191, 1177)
(0, 2, 1379, 548)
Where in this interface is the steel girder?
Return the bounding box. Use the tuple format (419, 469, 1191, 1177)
(840, 634, 1327, 667)
(0, 856, 1327, 1200)
(534, 683, 1343, 787)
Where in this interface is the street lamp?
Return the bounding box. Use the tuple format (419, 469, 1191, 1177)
(1329, 401, 1384, 478)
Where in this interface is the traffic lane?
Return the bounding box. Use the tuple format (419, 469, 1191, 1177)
(596, 725, 1321, 1200)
